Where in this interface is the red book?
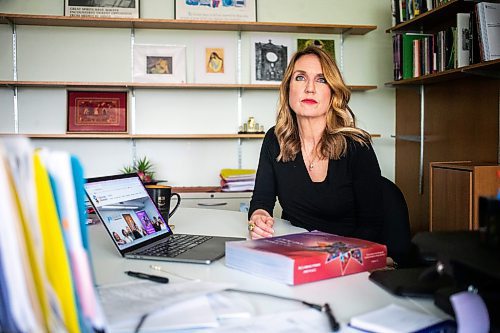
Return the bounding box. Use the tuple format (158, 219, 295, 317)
(225, 230, 387, 285)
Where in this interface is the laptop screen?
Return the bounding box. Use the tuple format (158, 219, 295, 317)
(84, 174, 171, 250)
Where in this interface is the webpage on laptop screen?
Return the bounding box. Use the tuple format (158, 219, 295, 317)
(84, 177, 170, 250)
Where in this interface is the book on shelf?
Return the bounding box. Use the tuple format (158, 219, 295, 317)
(476, 2, 500, 61)
(402, 33, 433, 79)
(393, 34, 403, 80)
(469, 6, 481, 65)
(225, 230, 387, 285)
(457, 13, 472, 67)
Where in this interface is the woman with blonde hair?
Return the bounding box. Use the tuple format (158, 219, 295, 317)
(248, 46, 383, 242)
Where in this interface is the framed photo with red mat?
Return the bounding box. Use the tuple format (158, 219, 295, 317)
(67, 91, 127, 133)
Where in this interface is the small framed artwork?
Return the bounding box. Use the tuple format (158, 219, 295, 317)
(250, 35, 293, 85)
(133, 44, 187, 83)
(64, 0, 139, 18)
(194, 37, 237, 84)
(297, 39, 336, 62)
(175, 0, 256, 22)
(67, 91, 127, 133)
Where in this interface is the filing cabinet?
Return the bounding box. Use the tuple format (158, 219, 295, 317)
(429, 162, 500, 231)
(171, 187, 283, 217)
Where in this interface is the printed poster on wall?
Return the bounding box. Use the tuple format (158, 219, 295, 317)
(65, 0, 139, 18)
(175, 0, 256, 22)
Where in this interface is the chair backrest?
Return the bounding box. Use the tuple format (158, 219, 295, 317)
(380, 176, 413, 267)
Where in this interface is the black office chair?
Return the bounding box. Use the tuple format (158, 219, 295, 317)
(380, 176, 415, 267)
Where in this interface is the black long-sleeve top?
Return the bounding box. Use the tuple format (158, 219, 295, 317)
(249, 127, 383, 243)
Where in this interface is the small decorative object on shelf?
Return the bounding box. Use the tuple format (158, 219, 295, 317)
(121, 156, 160, 184)
(238, 117, 264, 134)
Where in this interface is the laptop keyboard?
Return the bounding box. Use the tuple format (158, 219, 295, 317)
(138, 234, 213, 258)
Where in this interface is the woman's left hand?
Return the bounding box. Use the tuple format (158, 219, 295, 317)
(248, 210, 275, 239)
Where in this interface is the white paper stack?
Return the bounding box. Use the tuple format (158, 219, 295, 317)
(220, 169, 256, 192)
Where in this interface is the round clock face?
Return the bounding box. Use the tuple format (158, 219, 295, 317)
(266, 51, 278, 62)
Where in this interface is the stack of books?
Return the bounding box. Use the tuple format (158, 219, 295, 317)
(225, 230, 387, 285)
(220, 168, 256, 192)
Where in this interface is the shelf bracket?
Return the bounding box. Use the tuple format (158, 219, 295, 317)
(131, 138, 137, 166)
(339, 32, 344, 73)
(419, 84, 425, 195)
(237, 30, 243, 169)
(10, 21, 18, 133)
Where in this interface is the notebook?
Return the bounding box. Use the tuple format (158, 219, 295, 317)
(84, 173, 244, 264)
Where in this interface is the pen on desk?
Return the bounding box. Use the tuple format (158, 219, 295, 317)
(323, 303, 340, 332)
(125, 271, 169, 284)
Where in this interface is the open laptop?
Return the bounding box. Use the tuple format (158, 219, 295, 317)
(84, 173, 244, 264)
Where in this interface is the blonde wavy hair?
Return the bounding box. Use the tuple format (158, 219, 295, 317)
(275, 46, 371, 162)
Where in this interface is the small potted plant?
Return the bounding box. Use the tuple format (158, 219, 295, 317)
(121, 156, 156, 184)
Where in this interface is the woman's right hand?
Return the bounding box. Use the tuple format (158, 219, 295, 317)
(248, 209, 275, 239)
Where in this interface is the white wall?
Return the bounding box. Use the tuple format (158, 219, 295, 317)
(0, 0, 395, 185)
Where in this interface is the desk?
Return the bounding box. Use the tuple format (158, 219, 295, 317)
(88, 207, 450, 327)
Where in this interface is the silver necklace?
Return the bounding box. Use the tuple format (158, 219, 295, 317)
(302, 145, 318, 170)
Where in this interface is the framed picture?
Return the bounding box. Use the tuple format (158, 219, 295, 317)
(64, 0, 139, 18)
(175, 0, 256, 22)
(297, 38, 336, 62)
(250, 35, 293, 85)
(194, 37, 237, 84)
(133, 44, 187, 83)
(67, 91, 127, 133)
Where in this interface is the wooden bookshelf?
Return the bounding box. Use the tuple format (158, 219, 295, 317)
(0, 13, 376, 35)
(386, 0, 500, 236)
(386, 0, 476, 33)
(386, 59, 500, 86)
(0, 80, 377, 91)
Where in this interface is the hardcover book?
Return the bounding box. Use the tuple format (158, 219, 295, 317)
(225, 231, 387, 285)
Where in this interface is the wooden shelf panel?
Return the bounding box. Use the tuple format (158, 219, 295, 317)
(0, 133, 265, 139)
(385, 59, 500, 86)
(0, 80, 377, 91)
(386, 0, 475, 33)
(1, 133, 381, 139)
(0, 13, 376, 35)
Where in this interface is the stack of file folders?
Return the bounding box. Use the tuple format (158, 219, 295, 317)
(0, 137, 105, 333)
(220, 168, 256, 192)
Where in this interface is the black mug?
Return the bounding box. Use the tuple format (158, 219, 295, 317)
(146, 185, 181, 220)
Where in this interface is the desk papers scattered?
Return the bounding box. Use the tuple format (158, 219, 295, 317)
(205, 308, 333, 333)
(98, 280, 230, 327)
(109, 295, 218, 332)
(349, 304, 451, 333)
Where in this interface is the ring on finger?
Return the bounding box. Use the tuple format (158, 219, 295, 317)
(248, 222, 255, 232)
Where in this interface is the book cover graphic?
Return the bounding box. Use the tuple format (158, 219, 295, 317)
(226, 231, 387, 285)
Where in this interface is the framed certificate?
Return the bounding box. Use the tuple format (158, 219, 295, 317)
(67, 91, 127, 133)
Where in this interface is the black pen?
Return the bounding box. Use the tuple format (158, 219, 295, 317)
(323, 303, 340, 332)
(125, 271, 169, 284)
